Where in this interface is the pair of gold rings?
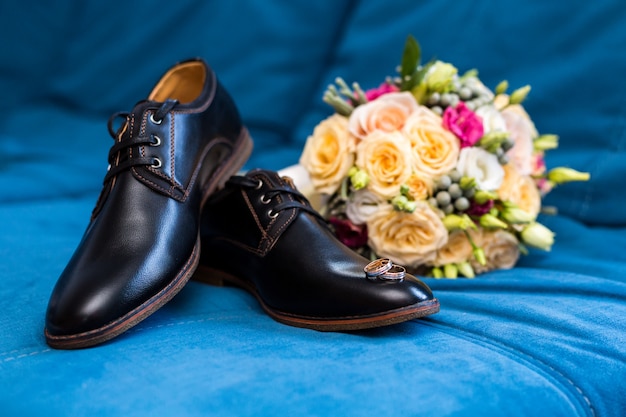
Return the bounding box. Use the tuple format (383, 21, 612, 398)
(364, 258, 406, 281)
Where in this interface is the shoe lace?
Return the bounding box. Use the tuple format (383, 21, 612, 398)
(103, 99, 178, 183)
(228, 175, 326, 222)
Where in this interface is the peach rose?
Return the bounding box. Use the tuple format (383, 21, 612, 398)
(366, 202, 448, 268)
(349, 92, 418, 140)
(405, 174, 433, 201)
(403, 106, 460, 178)
(355, 130, 413, 198)
(501, 104, 538, 175)
(433, 230, 474, 266)
(498, 164, 541, 219)
(299, 114, 355, 195)
(470, 229, 520, 274)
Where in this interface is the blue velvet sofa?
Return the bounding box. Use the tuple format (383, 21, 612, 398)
(2, 1, 625, 416)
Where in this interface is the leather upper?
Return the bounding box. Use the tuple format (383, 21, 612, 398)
(200, 169, 436, 318)
(46, 59, 247, 337)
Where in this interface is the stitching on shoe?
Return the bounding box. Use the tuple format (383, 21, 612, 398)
(268, 185, 297, 243)
(170, 112, 176, 195)
(211, 235, 265, 256)
(132, 167, 183, 200)
(241, 190, 271, 253)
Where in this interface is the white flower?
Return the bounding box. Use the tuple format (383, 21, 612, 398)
(456, 147, 504, 191)
(345, 189, 387, 225)
(475, 104, 507, 134)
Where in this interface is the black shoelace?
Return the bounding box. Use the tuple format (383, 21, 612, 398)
(228, 175, 326, 222)
(103, 99, 178, 183)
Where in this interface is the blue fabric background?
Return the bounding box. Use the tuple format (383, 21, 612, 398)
(1, 1, 625, 416)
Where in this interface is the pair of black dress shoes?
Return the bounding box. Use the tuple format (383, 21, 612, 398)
(44, 59, 440, 349)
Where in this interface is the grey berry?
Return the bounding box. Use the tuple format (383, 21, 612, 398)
(427, 92, 440, 106)
(440, 93, 451, 107)
(454, 197, 470, 211)
(449, 183, 462, 199)
(459, 87, 473, 100)
(449, 169, 462, 182)
(437, 175, 452, 190)
(431, 106, 443, 115)
(502, 137, 515, 151)
(436, 191, 451, 206)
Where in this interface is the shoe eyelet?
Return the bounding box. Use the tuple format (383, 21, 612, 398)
(150, 113, 163, 125)
(107, 164, 111, 172)
(254, 179, 263, 190)
(260, 194, 271, 204)
(151, 157, 162, 169)
(268, 209, 279, 219)
(150, 135, 161, 147)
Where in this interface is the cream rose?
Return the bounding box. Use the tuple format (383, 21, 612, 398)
(498, 164, 541, 219)
(456, 147, 504, 191)
(349, 92, 419, 140)
(433, 230, 474, 266)
(299, 114, 355, 195)
(403, 106, 460, 178)
(501, 104, 538, 175)
(366, 202, 448, 268)
(355, 130, 413, 198)
(345, 189, 387, 225)
(470, 229, 520, 274)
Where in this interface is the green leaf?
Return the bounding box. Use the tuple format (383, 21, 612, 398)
(412, 58, 435, 85)
(402, 58, 435, 92)
(400, 35, 421, 78)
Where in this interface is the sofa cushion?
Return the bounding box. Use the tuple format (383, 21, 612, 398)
(0, 196, 625, 416)
(2, 1, 626, 416)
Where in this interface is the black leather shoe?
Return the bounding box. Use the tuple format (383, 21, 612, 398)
(45, 59, 253, 349)
(195, 169, 439, 331)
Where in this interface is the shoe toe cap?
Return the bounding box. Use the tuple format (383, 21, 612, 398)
(45, 290, 116, 337)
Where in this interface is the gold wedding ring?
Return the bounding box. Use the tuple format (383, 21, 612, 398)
(364, 258, 392, 279)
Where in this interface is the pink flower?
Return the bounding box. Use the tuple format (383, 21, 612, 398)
(532, 153, 546, 176)
(531, 154, 553, 194)
(535, 178, 553, 195)
(442, 102, 484, 148)
(329, 217, 369, 249)
(364, 83, 400, 101)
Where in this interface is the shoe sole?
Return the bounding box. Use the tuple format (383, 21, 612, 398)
(45, 128, 253, 349)
(194, 265, 440, 332)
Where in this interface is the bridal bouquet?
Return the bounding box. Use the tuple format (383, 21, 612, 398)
(299, 35, 589, 278)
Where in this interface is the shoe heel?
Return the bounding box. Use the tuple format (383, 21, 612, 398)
(200, 127, 253, 206)
(193, 265, 228, 287)
(217, 127, 254, 190)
